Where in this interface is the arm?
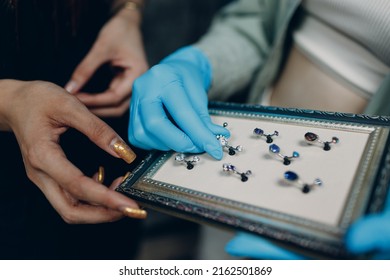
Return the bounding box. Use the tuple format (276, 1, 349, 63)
(194, 0, 282, 101)
(0, 79, 146, 223)
(127, 0, 283, 157)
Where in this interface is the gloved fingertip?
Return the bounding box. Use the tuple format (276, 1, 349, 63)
(225, 233, 262, 257)
(182, 145, 203, 154)
(226, 232, 307, 260)
(207, 123, 231, 138)
(205, 143, 223, 160)
(225, 240, 243, 257)
(345, 215, 386, 254)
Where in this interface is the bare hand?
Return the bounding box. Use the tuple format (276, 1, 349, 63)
(1, 80, 145, 223)
(65, 8, 148, 117)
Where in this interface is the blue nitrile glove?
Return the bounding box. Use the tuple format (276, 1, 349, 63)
(225, 232, 306, 260)
(128, 46, 229, 159)
(345, 189, 390, 259)
(226, 190, 390, 259)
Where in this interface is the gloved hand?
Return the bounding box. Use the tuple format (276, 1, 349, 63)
(226, 190, 390, 259)
(345, 189, 390, 259)
(225, 232, 306, 260)
(128, 46, 229, 159)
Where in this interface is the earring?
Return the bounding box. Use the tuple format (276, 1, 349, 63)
(283, 171, 322, 193)
(253, 128, 279, 143)
(304, 132, 339, 151)
(269, 144, 299, 165)
(217, 135, 243, 156)
(222, 163, 252, 182)
(175, 153, 200, 170)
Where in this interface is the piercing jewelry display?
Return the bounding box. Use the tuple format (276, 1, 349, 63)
(283, 171, 323, 193)
(175, 153, 200, 170)
(172, 125, 338, 194)
(222, 163, 252, 182)
(304, 132, 339, 151)
(253, 128, 279, 143)
(269, 144, 300, 165)
(120, 104, 389, 260)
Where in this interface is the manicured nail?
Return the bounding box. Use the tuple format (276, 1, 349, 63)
(121, 171, 132, 183)
(97, 166, 105, 184)
(111, 139, 136, 164)
(64, 80, 78, 94)
(120, 207, 147, 219)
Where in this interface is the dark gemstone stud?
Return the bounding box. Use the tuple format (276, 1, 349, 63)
(253, 128, 279, 143)
(304, 132, 339, 151)
(175, 153, 200, 170)
(269, 144, 299, 165)
(284, 171, 322, 193)
(223, 163, 252, 182)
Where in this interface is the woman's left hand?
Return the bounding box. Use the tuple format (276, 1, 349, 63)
(65, 6, 148, 117)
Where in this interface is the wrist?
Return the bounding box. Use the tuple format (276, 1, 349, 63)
(0, 79, 21, 131)
(111, 0, 144, 26)
(162, 46, 213, 90)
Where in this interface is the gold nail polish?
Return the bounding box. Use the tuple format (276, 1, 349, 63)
(97, 166, 105, 184)
(121, 207, 147, 219)
(111, 139, 136, 164)
(121, 171, 132, 183)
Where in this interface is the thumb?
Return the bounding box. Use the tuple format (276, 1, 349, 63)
(65, 45, 107, 94)
(346, 214, 390, 254)
(65, 103, 136, 164)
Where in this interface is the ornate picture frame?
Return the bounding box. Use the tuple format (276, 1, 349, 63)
(117, 102, 390, 258)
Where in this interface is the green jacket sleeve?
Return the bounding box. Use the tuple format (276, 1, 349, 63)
(194, 0, 298, 101)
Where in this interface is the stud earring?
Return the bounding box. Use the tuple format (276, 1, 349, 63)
(269, 144, 299, 165)
(175, 153, 200, 170)
(304, 132, 339, 151)
(222, 163, 252, 182)
(217, 135, 243, 156)
(253, 128, 279, 143)
(283, 171, 322, 193)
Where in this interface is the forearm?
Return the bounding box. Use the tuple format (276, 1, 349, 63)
(0, 79, 19, 131)
(110, 0, 144, 26)
(194, 0, 280, 100)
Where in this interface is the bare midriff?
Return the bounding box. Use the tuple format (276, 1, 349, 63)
(270, 46, 367, 114)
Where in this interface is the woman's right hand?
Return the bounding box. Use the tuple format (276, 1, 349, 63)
(0, 79, 146, 223)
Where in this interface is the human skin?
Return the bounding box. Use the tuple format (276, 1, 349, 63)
(66, 2, 149, 117)
(0, 79, 146, 223)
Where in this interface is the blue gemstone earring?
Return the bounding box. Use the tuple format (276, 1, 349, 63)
(283, 171, 322, 193)
(175, 153, 200, 170)
(253, 128, 279, 143)
(269, 144, 299, 165)
(304, 132, 339, 151)
(222, 163, 252, 182)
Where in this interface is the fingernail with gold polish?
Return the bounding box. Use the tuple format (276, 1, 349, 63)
(121, 207, 147, 219)
(111, 138, 136, 164)
(121, 171, 132, 183)
(97, 166, 105, 184)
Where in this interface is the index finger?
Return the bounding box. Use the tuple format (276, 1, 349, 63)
(75, 69, 134, 107)
(38, 144, 140, 214)
(161, 82, 223, 159)
(59, 98, 136, 164)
